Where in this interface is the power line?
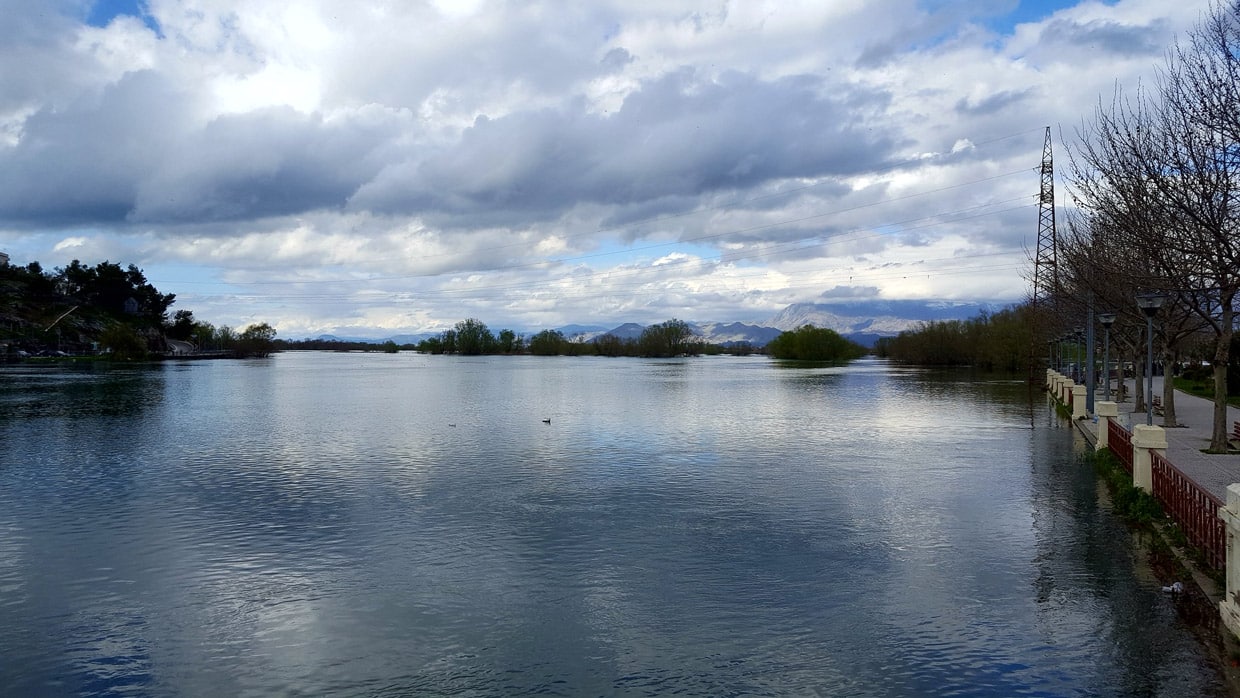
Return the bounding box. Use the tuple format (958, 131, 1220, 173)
(157, 168, 1035, 289)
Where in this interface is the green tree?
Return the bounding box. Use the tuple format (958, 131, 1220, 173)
(99, 323, 149, 361)
(528, 329, 566, 356)
(454, 318, 495, 355)
(638, 319, 696, 357)
(418, 336, 446, 354)
(879, 304, 1035, 371)
(55, 260, 175, 325)
(236, 322, 277, 358)
(497, 328, 517, 353)
(214, 325, 237, 351)
(594, 333, 632, 357)
(767, 325, 866, 362)
(190, 321, 216, 349)
(168, 309, 196, 341)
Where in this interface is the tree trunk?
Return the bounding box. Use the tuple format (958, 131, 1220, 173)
(1134, 345, 1146, 415)
(1115, 350, 1128, 402)
(1210, 298, 1234, 452)
(1162, 347, 1179, 428)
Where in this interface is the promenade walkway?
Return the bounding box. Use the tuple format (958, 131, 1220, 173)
(1078, 376, 1240, 498)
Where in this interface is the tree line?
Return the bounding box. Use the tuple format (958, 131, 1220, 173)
(874, 305, 1035, 372)
(413, 317, 864, 362)
(416, 318, 712, 358)
(1, 258, 276, 360)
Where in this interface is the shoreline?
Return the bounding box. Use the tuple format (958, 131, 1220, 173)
(1067, 391, 1240, 696)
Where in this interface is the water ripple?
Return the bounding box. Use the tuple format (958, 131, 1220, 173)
(0, 355, 1227, 696)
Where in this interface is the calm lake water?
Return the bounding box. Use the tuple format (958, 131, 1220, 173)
(0, 353, 1227, 696)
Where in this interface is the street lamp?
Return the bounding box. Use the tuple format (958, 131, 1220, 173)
(1066, 332, 1076, 376)
(1098, 313, 1116, 402)
(1136, 292, 1167, 426)
(1074, 326, 1084, 382)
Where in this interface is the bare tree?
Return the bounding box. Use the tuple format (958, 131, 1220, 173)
(1141, 2, 1240, 450)
(1060, 2, 1239, 449)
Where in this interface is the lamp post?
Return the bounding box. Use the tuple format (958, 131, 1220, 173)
(1062, 333, 1071, 375)
(1098, 313, 1116, 402)
(1136, 292, 1167, 426)
(1074, 326, 1084, 383)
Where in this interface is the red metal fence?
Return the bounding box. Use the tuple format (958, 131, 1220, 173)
(1151, 451, 1226, 570)
(1108, 420, 1133, 474)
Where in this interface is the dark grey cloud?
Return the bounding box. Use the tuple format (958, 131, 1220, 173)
(130, 107, 401, 223)
(0, 70, 190, 226)
(0, 0, 87, 110)
(954, 88, 1033, 116)
(0, 70, 406, 226)
(819, 285, 882, 299)
(1036, 17, 1170, 57)
(351, 69, 898, 228)
(0, 59, 896, 237)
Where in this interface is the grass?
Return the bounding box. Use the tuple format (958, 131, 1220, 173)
(1174, 376, 1240, 408)
(1088, 448, 1227, 588)
(1090, 448, 1165, 526)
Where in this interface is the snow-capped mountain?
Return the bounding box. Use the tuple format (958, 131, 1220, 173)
(767, 301, 1001, 336)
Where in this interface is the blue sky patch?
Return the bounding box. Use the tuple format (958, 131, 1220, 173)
(86, 0, 161, 35)
(988, 0, 1087, 34)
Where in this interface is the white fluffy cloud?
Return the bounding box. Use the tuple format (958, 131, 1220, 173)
(0, 0, 1213, 337)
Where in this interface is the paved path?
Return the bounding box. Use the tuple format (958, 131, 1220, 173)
(1078, 376, 1240, 499)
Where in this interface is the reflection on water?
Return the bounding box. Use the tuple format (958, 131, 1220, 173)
(0, 354, 1227, 696)
(0, 362, 165, 418)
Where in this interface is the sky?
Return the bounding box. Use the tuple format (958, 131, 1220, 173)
(0, 0, 1215, 338)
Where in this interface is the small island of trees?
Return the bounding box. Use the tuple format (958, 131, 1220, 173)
(766, 325, 867, 362)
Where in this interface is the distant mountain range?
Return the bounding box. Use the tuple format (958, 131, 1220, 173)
(305, 299, 1003, 349)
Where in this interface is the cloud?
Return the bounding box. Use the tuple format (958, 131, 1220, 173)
(954, 89, 1034, 116)
(0, 0, 1216, 336)
(0, 70, 191, 226)
(352, 69, 897, 227)
(131, 106, 400, 222)
(1036, 17, 1170, 57)
(819, 285, 883, 300)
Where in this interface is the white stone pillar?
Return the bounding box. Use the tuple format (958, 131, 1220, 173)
(1219, 484, 1240, 640)
(1072, 385, 1087, 420)
(1131, 424, 1167, 494)
(1046, 369, 1055, 392)
(1061, 379, 1075, 407)
(1094, 402, 1118, 451)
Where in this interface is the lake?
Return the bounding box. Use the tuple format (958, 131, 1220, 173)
(0, 352, 1228, 696)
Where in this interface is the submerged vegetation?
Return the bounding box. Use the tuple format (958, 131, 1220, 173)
(765, 325, 866, 362)
(417, 317, 741, 358)
(874, 304, 1035, 372)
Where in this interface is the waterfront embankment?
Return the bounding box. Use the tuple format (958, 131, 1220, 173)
(1054, 373, 1240, 695)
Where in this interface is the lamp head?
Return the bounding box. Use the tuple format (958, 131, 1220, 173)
(1136, 292, 1167, 318)
(1098, 312, 1116, 329)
